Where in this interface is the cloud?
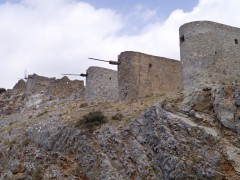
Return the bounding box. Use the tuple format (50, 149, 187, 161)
(0, 0, 240, 88)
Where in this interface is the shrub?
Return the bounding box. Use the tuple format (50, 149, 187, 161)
(23, 137, 30, 146)
(161, 97, 168, 107)
(76, 111, 107, 129)
(111, 113, 124, 121)
(9, 140, 16, 150)
(36, 109, 48, 117)
(0, 88, 6, 94)
(80, 102, 88, 108)
(32, 167, 44, 180)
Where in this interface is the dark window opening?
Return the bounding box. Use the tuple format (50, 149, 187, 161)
(149, 63, 152, 68)
(180, 35, 185, 43)
(109, 77, 112, 80)
(215, 51, 217, 54)
(235, 39, 238, 44)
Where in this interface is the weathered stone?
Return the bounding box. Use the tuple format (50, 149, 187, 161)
(212, 85, 238, 131)
(180, 21, 240, 94)
(13, 80, 26, 93)
(118, 51, 183, 101)
(1, 170, 13, 180)
(235, 98, 240, 106)
(8, 159, 20, 174)
(223, 141, 240, 173)
(85, 66, 119, 101)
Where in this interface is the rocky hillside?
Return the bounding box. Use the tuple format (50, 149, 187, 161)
(0, 84, 240, 179)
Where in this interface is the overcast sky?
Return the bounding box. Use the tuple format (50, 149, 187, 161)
(0, 0, 240, 88)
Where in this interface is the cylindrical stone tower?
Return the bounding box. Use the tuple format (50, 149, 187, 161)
(85, 66, 119, 101)
(180, 21, 240, 94)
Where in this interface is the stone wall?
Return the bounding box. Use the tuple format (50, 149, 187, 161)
(85, 66, 119, 101)
(24, 74, 85, 99)
(118, 51, 183, 101)
(26, 74, 55, 94)
(48, 76, 85, 99)
(13, 79, 26, 93)
(179, 21, 240, 94)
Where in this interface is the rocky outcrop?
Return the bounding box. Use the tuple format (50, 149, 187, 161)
(0, 84, 240, 179)
(0, 102, 239, 179)
(181, 84, 240, 133)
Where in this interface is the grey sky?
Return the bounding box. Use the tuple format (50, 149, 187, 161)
(0, 0, 240, 89)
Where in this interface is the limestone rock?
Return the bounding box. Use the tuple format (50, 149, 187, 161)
(222, 141, 240, 173)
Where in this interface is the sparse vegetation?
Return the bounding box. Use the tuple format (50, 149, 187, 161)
(36, 109, 48, 117)
(32, 167, 44, 180)
(160, 97, 168, 107)
(9, 139, 16, 150)
(73, 166, 81, 176)
(112, 112, 124, 121)
(23, 137, 30, 146)
(76, 111, 107, 129)
(80, 102, 88, 108)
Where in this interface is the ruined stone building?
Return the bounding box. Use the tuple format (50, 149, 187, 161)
(48, 76, 85, 99)
(180, 21, 240, 94)
(85, 66, 119, 101)
(26, 74, 55, 94)
(13, 74, 85, 99)
(118, 51, 183, 101)
(13, 79, 26, 93)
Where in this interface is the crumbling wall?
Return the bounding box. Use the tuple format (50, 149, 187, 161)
(118, 51, 183, 101)
(13, 79, 26, 93)
(26, 74, 55, 94)
(25, 74, 85, 99)
(85, 66, 119, 101)
(180, 21, 240, 94)
(48, 76, 85, 99)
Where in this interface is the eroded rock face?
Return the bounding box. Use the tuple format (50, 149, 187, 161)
(212, 85, 240, 133)
(1, 85, 240, 179)
(181, 84, 240, 133)
(8, 104, 236, 179)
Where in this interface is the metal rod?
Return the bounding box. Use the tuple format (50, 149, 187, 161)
(62, 73, 81, 76)
(88, 57, 109, 63)
(88, 57, 119, 65)
(62, 73, 88, 77)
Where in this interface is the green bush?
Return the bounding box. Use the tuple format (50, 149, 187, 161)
(76, 111, 107, 129)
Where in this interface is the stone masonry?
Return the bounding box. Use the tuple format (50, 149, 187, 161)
(85, 66, 119, 101)
(16, 74, 85, 99)
(26, 74, 55, 94)
(180, 21, 240, 94)
(13, 79, 26, 93)
(118, 51, 183, 101)
(48, 76, 85, 99)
